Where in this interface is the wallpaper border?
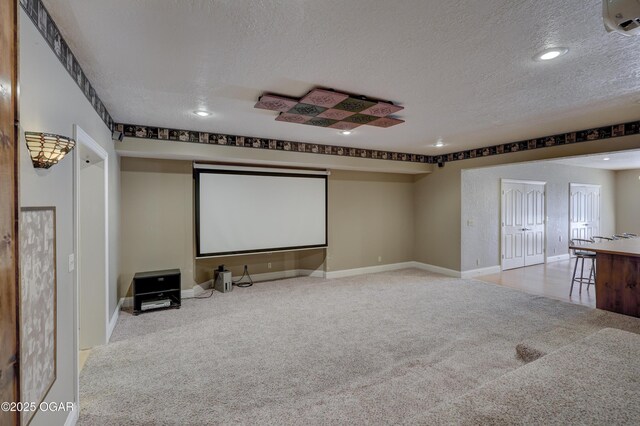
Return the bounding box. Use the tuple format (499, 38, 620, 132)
(117, 120, 640, 165)
(116, 123, 428, 163)
(20, 0, 114, 130)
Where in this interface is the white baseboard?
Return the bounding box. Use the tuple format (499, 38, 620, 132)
(64, 404, 79, 426)
(325, 262, 416, 279)
(460, 265, 501, 279)
(410, 261, 461, 278)
(299, 268, 326, 279)
(546, 253, 570, 263)
(107, 298, 124, 342)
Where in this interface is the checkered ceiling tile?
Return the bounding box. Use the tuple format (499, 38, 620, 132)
(255, 88, 404, 130)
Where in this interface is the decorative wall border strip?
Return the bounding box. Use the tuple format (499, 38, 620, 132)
(433, 120, 640, 164)
(115, 124, 428, 163)
(117, 120, 640, 165)
(20, 0, 114, 130)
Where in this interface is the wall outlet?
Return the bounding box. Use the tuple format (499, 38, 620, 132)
(267, 262, 272, 269)
(553, 248, 556, 253)
(378, 256, 382, 263)
(559, 235, 563, 242)
(68, 253, 75, 272)
(476, 259, 480, 266)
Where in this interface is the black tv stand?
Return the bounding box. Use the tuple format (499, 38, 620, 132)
(132, 269, 181, 315)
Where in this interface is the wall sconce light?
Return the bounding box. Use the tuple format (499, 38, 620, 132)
(25, 132, 76, 169)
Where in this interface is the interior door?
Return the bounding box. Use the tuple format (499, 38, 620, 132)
(501, 182, 525, 270)
(569, 184, 600, 242)
(524, 184, 545, 266)
(0, 0, 20, 424)
(501, 181, 546, 270)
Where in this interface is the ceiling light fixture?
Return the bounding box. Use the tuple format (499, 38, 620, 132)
(341, 131, 352, 135)
(434, 139, 445, 148)
(194, 110, 211, 117)
(603, 157, 611, 161)
(534, 47, 569, 61)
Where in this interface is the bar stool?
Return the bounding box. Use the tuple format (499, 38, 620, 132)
(613, 234, 631, 239)
(592, 236, 614, 242)
(570, 238, 596, 296)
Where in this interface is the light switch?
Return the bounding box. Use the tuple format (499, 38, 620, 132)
(68, 253, 75, 272)
(467, 220, 474, 227)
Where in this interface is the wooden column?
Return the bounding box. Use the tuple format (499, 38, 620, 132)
(596, 253, 640, 318)
(0, 0, 20, 424)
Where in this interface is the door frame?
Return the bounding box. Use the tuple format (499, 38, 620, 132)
(73, 125, 109, 407)
(568, 183, 601, 249)
(500, 179, 547, 271)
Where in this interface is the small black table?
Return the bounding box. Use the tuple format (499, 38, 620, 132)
(132, 269, 181, 315)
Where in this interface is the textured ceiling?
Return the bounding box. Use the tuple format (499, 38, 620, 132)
(42, 0, 640, 154)
(552, 149, 640, 170)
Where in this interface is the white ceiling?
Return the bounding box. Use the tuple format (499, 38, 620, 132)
(551, 149, 640, 170)
(43, 0, 640, 155)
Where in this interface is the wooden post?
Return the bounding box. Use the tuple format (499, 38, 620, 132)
(0, 0, 20, 424)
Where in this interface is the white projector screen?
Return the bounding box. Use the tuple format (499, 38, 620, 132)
(195, 166, 327, 257)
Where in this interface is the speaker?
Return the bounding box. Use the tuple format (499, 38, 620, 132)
(214, 269, 233, 293)
(112, 130, 124, 142)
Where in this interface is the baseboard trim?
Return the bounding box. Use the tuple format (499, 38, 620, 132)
(64, 404, 79, 426)
(460, 265, 501, 279)
(546, 253, 570, 263)
(325, 262, 416, 279)
(107, 298, 124, 342)
(299, 268, 326, 279)
(410, 262, 461, 278)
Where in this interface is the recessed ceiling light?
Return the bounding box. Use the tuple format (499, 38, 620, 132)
(340, 131, 352, 135)
(534, 47, 569, 61)
(194, 110, 211, 117)
(603, 157, 610, 161)
(434, 139, 445, 148)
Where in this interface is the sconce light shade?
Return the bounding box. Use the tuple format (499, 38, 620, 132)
(25, 132, 76, 169)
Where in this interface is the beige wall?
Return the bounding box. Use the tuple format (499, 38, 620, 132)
(460, 162, 616, 271)
(119, 159, 195, 295)
(615, 169, 640, 235)
(327, 170, 415, 271)
(414, 134, 640, 271)
(119, 160, 415, 294)
(19, 11, 120, 425)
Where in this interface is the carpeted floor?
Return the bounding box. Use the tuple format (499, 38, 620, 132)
(78, 269, 640, 425)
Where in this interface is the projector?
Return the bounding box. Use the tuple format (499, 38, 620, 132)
(214, 266, 233, 293)
(603, 0, 640, 36)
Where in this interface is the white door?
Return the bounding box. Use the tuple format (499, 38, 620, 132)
(501, 180, 546, 270)
(569, 184, 600, 241)
(524, 184, 545, 265)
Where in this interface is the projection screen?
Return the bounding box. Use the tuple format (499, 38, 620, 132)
(195, 164, 328, 257)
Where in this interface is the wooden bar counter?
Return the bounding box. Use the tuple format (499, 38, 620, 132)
(574, 239, 640, 318)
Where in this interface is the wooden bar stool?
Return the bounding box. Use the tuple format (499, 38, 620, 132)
(570, 238, 596, 296)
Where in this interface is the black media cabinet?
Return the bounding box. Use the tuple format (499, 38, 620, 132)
(132, 269, 181, 315)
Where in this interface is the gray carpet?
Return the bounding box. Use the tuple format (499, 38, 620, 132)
(78, 269, 640, 425)
(411, 328, 640, 425)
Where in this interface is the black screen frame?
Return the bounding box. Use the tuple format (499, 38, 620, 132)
(194, 168, 328, 258)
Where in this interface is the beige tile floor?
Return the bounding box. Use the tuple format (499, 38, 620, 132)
(477, 259, 596, 308)
(79, 349, 91, 372)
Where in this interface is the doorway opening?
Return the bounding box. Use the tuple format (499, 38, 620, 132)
(569, 183, 601, 243)
(73, 126, 109, 367)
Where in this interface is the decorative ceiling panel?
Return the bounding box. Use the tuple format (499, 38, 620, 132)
(255, 88, 404, 131)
